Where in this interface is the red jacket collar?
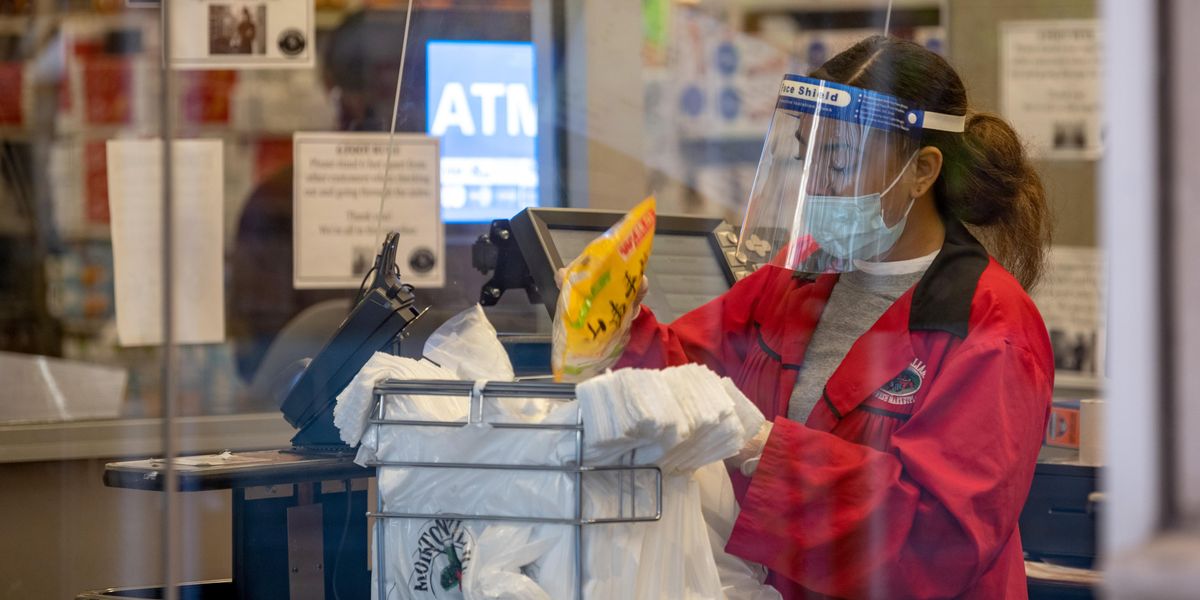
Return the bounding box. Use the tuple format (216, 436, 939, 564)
(818, 290, 919, 422)
(817, 219, 990, 421)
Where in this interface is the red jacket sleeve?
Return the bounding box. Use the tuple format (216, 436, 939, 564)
(615, 265, 779, 375)
(725, 339, 1052, 598)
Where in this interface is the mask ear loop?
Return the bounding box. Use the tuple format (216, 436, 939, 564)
(879, 151, 920, 228)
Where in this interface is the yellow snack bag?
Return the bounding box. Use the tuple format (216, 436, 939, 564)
(553, 196, 656, 381)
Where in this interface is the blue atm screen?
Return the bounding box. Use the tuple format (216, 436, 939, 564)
(426, 41, 539, 223)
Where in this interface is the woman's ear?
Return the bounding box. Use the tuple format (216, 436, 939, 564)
(911, 146, 943, 198)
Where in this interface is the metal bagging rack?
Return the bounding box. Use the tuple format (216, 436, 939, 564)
(365, 379, 664, 600)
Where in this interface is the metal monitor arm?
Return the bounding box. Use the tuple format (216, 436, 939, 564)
(472, 219, 543, 307)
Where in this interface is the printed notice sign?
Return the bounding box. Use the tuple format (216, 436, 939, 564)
(293, 132, 443, 289)
(107, 139, 225, 346)
(1000, 20, 1102, 160)
(1031, 246, 1105, 383)
(170, 0, 314, 70)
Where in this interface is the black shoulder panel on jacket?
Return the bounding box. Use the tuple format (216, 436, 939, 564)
(909, 219, 990, 338)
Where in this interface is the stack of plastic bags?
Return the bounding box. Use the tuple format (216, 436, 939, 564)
(334, 304, 780, 600)
(573, 364, 766, 469)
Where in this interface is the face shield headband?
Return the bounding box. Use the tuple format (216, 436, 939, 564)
(737, 75, 966, 274)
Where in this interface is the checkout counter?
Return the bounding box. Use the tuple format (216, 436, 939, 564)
(87, 209, 1100, 599)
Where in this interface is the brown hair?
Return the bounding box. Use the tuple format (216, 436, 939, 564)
(811, 35, 1052, 290)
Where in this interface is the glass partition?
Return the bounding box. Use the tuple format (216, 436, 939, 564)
(0, 1, 1112, 597)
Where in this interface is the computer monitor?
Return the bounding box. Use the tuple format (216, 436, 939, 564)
(507, 208, 748, 324)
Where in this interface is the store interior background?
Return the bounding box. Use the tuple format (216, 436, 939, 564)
(0, 0, 1101, 597)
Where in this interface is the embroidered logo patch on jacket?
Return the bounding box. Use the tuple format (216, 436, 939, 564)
(873, 358, 927, 405)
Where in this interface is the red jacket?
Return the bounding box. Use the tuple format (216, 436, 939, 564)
(616, 220, 1053, 599)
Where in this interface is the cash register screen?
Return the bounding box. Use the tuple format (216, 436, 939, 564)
(547, 228, 731, 324)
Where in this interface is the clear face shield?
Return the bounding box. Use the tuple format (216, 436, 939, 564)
(737, 75, 965, 274)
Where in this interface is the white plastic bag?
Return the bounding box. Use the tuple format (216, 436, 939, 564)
(375, 469, 578, 599)
(423, 304, 515, 381)
(335, 352, 458, 448)
(462, 525, 558, 600)
(423, 305, 571, 419)
(633, 475, 725, 599)
(369, 379, 580, 600)
(696, 462, 782, 600)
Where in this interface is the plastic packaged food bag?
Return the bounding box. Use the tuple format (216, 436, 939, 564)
(553, 196, 656, 382)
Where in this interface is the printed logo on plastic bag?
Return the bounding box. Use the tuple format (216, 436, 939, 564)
(408, 518, 474, 597)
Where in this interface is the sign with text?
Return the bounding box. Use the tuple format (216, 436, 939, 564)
(171, 0, 314, 70)
(1032, 245, 1105, 383)
(293, 132, 443, 289)
(1000, 20, 1102, 160)
(426, 40, 539, 223)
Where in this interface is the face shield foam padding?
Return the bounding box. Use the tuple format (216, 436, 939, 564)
(737, 75, 965, 274)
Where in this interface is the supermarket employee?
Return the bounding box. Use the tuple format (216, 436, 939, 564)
(617, 36, 1054, 599)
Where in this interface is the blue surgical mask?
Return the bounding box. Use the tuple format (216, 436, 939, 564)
(802, 153, 917, 261)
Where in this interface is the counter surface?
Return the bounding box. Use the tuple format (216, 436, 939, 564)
(0, 413, 295, 463)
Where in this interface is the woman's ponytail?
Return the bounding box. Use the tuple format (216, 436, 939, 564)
(930, 113, 1052, 291)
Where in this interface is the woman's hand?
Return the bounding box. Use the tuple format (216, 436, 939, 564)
(726, 422, 772, 476)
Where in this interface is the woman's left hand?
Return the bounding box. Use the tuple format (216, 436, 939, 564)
(727, 422, 772, 476)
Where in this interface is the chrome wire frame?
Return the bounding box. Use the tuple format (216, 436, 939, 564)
(365, 379, 664, 600)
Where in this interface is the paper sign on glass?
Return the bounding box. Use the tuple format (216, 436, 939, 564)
(107, 139, 225, 346)
(170, 0, 314, 70)
(1000, 20, 1103, 160)
(293, 132, 444, 289)
(1031, 245, 1106, 386)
